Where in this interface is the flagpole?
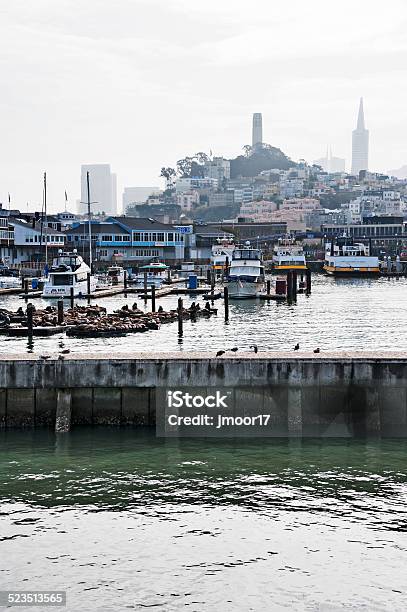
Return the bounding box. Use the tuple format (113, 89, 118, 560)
(44, 172, 48, 266)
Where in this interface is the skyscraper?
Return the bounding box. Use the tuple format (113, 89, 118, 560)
(351, 98, 369, 176)
(252, 113, 263, 147)
(79, 164, 117, 216)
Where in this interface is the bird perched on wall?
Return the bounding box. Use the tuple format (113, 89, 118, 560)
(216, 350, 225, 357)
(40, 355, 51, 360)
(313, 348, 320, 353)
(230, 347, 238, 352)
(61, 349, 70, 354)
(249, 345, 258, 354)
(294, 343, 300, 351)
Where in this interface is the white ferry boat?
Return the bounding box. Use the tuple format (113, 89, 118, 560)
(42, 250, 97, 297)
(272, 238, 307, 272)
(324, 237, 380, 276)
(211, 237, 235, 276)
(227, 242, 266, 298)
(132, 262, 169, 288)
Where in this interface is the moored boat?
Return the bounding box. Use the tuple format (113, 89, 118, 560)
(132, 261, 169, 288)
(227, 242, 266, 298)
(42, 250, 97, 297)
(271, 237, 307, 272)
(323, 237, 380, 276)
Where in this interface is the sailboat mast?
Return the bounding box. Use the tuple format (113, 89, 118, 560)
(86, 171, 92, 271)
(44, 172, 48, 265)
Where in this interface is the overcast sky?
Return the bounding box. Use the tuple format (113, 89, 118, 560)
(0, 0, 406, 212)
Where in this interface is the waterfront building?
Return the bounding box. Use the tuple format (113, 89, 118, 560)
(322, 216, 406, 250)
(351, 98, 369, 176)
(8, 218, 65, 264)
(79, 164, 117, 216)
(252, 113, 263, 147)
(64, 217, 185, 263)
(232, 185, 253, 205)
(0, 215, 14, 262)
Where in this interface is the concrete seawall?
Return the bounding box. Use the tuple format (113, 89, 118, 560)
(1, 352, 407, 436)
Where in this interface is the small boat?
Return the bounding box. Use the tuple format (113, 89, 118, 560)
(132, 262, 169, 288)
(0, 268, 21, 289)
(227, 242, 266, 298)
(271, 237, 307, 272)
(42, 249, 97, 297)
(324, 237, 380, 276)
(107, 265, 125, 285)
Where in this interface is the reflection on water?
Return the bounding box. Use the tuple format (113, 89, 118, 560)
(0, 429, 406, 610)
(1, 275, 407, 355)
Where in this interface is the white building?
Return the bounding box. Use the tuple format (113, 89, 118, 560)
(79, 164, 117, 216)
(176, 177, 218, 192)
(314, 149, 346, 173)
(123, 186, 160, 210)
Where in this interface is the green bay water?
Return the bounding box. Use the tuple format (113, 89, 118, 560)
(0, 430, 406, 610)
(2, 275, 407, 354)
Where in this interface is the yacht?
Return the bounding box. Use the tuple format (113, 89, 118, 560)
(227, 241, 266, 298)
(132, 261, 169, 288)
(42, 250, 97, 297)
(272, 237, 307, 272)
(211, 236, 235, 277)
(324, 237, 380, 276)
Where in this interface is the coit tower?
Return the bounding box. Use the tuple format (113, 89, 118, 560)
(351, 98, 369, 176)
(252, 113, 263, 147)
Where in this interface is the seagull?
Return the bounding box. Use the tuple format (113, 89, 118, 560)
(58, 355, 65, 361)
(313, 348, 320, 353)
(216, 350, 225, 357)
(249, 345, 258, 354)
(230, 347, 238, 352)
(61, 349, 70, 354)
(294, 343, 300, 351)
(40, 355, 51, 360)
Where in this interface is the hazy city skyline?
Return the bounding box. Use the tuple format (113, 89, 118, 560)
(0, 0, 406, 212)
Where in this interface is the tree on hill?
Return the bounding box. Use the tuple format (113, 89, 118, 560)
(230, 143, 294, 178)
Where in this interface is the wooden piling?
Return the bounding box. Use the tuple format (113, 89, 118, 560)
(177, 297, 183, 336)
(124, 270, 128, 290)
(27, 303, 34, 337)
(224, 286, 229, 322)
(151, 285, 156, 312)
(266, 279, 271, 295)
(306, 268, 312, 295)
(292, 271, 297, 300)
(167, 268, 171, 284)
(87, 272, 91, 304)
(206, 269, 211, 285)
(57, 299, 64, 324)
(287, 271, 293, 301)
(70, 287, 74, 309)
(225, 256, 229, 277)
(144, 271, 148, 302)
(24, 278, 29, 301)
